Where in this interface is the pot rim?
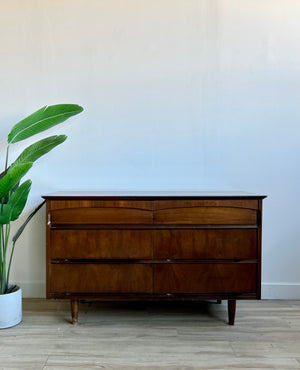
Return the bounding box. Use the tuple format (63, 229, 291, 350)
(0, 284, 21, 295)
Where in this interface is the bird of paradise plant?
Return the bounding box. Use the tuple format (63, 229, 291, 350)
(0, 104, 83, 294)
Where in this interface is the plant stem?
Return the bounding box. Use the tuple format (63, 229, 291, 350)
(0, 225, 5, 294)
(0, 223, 10, 294)
(4, 223, 10, 257)
(3, 224, 10, 293)
(6, 240, 15, 289)
(0, 225, 7, 294)
(1, 145, 9, 215)
(5, 145, 9, 173)
(0, 225, 3, 294)
(0, 145, 10, 294)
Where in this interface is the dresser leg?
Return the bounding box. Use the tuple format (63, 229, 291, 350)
(228, 300, 236, 325)
(71, 299, 79, 325)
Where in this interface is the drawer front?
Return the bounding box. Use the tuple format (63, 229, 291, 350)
(50, 207, 153, 225)
(154, 200, 259, 210)
(50, 263, 152, 293)
(50, 200, 153, 211)
(154, 264, 257, 293)
(50, 230, 153, 259)
(154, 201, 257, 225)
(154, 229, 257, 259)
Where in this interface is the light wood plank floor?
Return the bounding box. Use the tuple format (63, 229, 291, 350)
(0, 299, 300, 369)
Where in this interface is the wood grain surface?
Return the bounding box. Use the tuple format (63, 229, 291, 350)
(153, 264, 257, 293)
(154, 206, 257, 225)
(50, 229, 153, 259)
(50, 264, 153, 293)
(0, 299, 298, 369)
(153, 229, 257, 259)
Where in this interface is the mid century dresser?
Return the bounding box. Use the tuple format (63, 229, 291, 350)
(43, 191, 266, 325)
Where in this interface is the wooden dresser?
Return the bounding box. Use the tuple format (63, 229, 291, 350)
(43, 191, 266, 325)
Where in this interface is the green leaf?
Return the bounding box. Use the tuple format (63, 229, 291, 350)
(0, 204, 10, 224)
(12, 200, 45, 244)
(7, 104, 83, 144)
(13, 135, 67, 166)
(0, 180, 31, 224)
(0, 135, 67, 204)
(0, 163, 32, 199)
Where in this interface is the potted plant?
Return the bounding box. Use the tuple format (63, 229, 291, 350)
(0, 104, 83, 328)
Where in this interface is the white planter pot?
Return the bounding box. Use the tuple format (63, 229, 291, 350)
(0, 285, 22, 329)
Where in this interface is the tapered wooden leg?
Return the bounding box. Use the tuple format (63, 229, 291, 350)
(228, 300, 236, 325)
(71, 299, 79, 325)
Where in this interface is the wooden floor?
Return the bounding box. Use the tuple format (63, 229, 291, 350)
(0, 299, 300, 369)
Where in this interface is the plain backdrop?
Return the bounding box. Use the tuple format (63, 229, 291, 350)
(0, 0, 299, 298)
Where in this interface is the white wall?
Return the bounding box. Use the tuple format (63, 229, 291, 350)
(0, 0, 299, 298)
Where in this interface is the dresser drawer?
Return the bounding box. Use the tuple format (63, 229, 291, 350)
(154, 229, 257, 259)
(50, 263, 152, 293)
(154, 263, 257, 293)
(154, 200, 257, 225)
(50, 207, 153, 225)
(50, 200, 153, 211)
(50, 230, 153, 259)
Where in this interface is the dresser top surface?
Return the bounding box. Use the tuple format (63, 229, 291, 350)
(42, 191, 266, 200)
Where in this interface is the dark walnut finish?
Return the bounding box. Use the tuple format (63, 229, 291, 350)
(43, 191, 266, 325)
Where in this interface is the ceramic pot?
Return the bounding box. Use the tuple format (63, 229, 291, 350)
(0, 285, 22, 329)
